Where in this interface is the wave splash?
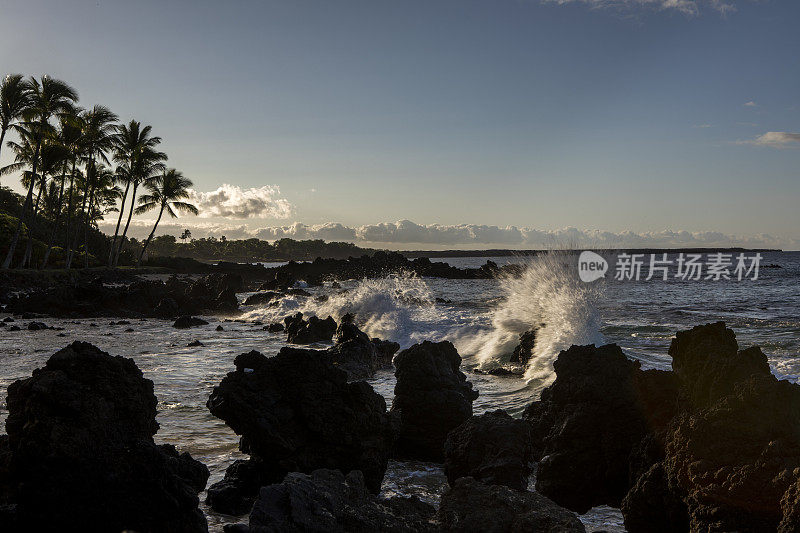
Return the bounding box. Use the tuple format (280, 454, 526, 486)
(465, 252, 604, 385)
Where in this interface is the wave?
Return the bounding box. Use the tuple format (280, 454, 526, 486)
(242, 251, 604, 386)
(461, 251, 604, 385)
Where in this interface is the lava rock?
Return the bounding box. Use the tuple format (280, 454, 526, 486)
(372, 338, 401, 368)
(26, 321, 48, 331)
(266, 322, 283, 333)
(187, 340, 204, 347)
(0, 341, 209, 531)
(206, 348, 393, 514)
(522, 343, 679, 513)
(437, 477, 585, 533)
(508, 328, 537, 365)
(248, 469, 435, 533)
(173, 316, 209, 329)
(243, 291, 281, 306)
(285, 312, 337, 344)
(216, 325, 225, 331)
(391, 341, 479, 461)
(444, 409, 534, 490)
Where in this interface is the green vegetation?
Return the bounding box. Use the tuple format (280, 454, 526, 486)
(0, 72, 380, 268)
(0, 73, 197, 269)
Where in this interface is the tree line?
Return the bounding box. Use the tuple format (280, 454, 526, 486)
(0, 73, 198, 269)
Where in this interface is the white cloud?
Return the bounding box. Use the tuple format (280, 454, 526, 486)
(540, 0, 737, 16)
(188, 183, 293, 219)
(744, 100, 758, 107)
(739, 132, 800, 148)
(98, 219, 796, 249)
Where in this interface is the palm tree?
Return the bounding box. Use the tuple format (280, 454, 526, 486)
(113, 146, 166, 266)
(42, 112, 83, 268)
(0, 74, 30, 169)
(65, 104, 117, 268)
(2, 75, 77, 269)
(134, 168, 198, 266)
(108, 120, 164, 266)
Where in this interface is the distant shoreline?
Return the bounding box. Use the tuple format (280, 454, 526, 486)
(401, 247, 783, 258)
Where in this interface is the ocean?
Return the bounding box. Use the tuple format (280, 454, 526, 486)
(1, 250, 798, 531)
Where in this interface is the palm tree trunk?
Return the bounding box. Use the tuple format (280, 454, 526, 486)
(108, 180, 130, 267)
(114, 182, 137, 267)
(83, 180, 97, 269)
(0, 128, 6, 181)
(21, 178, 46, 268)
(41, 162, 69, 269)
(2, 134, 42, 269)
(63, 158, 77, 269)
(137, 203, 164, 266)
(71, 157, 93, 268)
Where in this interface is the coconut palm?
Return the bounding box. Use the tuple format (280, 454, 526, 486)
(2, 75, 77, 269)
(65, 104, 117, 268)
(113, 146, 166, 266)
(0, 74, 30, 168)
(109, 120, 164, 266)
(41, 113, 84, 268)
(134, 169, 198, 266)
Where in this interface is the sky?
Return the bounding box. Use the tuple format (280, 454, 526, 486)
(1, 0, 799, 249)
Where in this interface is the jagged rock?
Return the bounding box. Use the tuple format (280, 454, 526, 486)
(243, 291, 282, 306)
(26, 321, 48, 331)
(206, 348, 393, 514)
(173, 316, 209, 329)
(284, 312, 337, 344)
(207, 458, 268, 516)
(0, 341, 209, 531)
(508, 329, 537, 365)
(391, 341, 479, 461)
(6, 273, 242, 318)
(372, 338, 400, 368)
(444, 409, 534, 490)
(216, 325, 225, 331)
(522, 343, 679, 513)
(187, 340, 204, 347)
(248, 469, 435, 533)
(780, 477, 800, 533)
(437, 477, 585, 533)
(620, 322, 800, 532)
(621, 462, 689, 533)
(266, 322, 283, 333)
(326, 318, 379, 379)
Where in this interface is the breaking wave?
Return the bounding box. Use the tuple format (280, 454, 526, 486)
(462, 251, 604, 385)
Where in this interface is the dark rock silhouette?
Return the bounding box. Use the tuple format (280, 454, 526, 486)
(437, 477, 585, 533)
(284, 312, 337, 344)
(5, 272, 242, 318)
(523, 343, 679, 513)
(0, 341, 209, 532)
(173, 315, 209, 328)
(444, 409, 534, 491)
(243, 291, 282, 306)
(247, 469, 435, 533)
(391, 341, 479, 461)
(508, 328, 537, 365)
(206, 348, 393, 515)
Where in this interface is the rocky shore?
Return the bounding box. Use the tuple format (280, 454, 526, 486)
(1, 321, 798, 532)
(0, 252, 516, 320)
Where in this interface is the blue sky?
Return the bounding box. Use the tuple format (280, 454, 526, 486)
(1, 0, 798, 248)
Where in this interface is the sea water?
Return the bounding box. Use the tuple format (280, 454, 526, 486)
(1, 250, 798, 531)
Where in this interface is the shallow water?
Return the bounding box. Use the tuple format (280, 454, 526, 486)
(1, 250, 798, 532)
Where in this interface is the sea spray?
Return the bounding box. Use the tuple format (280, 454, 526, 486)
(242, 273, 471, 348)
(465, 251, 604, 385)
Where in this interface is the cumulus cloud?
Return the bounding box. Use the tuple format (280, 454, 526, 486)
(739, 132, 800, 148)
(188, 183, 293, 219)
(744, 100, 759, 107)
(540, 0, 737, 16)
(98, 219, 796, 249)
